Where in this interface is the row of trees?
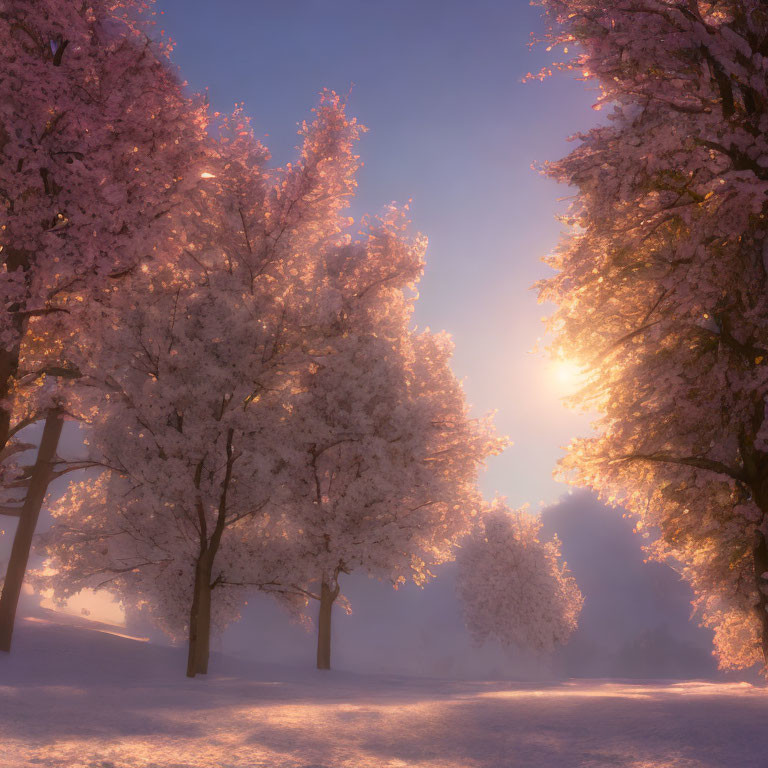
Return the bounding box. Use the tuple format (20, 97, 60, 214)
(1, 0, 583, 676)
(37, 93, 511, 676)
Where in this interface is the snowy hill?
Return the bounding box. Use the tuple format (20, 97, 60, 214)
(2, 610, 768, 768)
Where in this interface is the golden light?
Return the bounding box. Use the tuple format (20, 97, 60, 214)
(32, 580, 127, 627)
(550, 357, 586, 394)
(200, 171, 216, 179)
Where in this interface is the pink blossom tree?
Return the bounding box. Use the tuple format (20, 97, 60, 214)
(38, 94, 374, 677)
(257, 213, 507, 669)
(456, 500, 582, 652)
(0, 0, 213, 651)
(537, 0, 768, 671)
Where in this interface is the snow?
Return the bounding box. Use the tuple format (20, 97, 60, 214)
(2, 611, 768, 768)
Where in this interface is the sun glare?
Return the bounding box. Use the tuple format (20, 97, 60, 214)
(551, 358, 586, 394)
(38, 587, 127, 627)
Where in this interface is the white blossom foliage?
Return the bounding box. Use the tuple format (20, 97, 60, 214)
(36, 92, 365, 641)
(456, 501, 582, 652)
(0, 0, 211, 496)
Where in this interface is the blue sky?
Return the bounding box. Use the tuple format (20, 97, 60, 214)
(154, 0, 599, 507)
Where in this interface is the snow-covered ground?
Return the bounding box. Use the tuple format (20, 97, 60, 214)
(2, 611, 767, 768)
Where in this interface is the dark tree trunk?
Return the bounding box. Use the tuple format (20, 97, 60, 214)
(0, 410, 64, 652)
(749, 469, 768, 670)
(185, 428, 235, 678)
(186, 555, 213, 678)
(0, 343, 21, 454)
(316, 580, 338, 670)
(0, 251, 30, 455)
(752, 529, 768, 666)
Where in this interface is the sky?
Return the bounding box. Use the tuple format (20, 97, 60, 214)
(152, 0, 599, 509)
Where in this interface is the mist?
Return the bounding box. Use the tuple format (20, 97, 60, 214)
(190, 492, 725, 680)
(3, 425, 747, 680)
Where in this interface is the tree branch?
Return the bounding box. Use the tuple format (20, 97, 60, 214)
(615, 451, 746, 482)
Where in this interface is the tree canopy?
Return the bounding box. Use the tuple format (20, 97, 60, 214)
(538, 0, 768, 671)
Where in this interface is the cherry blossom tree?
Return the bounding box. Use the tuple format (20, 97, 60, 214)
(456, 500, 582, 652)
(258, 214, 507, 670)
(38, 93, 372, 677)
(0, 0, 212, 651)
(537, 0, 768, 671)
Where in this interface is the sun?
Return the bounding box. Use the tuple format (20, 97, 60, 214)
(551, 358, 586, 394)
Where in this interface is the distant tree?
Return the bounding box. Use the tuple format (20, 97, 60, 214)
(262, 228, 507, 668)
(456, 500, 582, 652)
(537, 0, 768, 671)
(0, 0, 210, 651)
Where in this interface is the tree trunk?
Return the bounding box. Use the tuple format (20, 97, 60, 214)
(750, 470, 768, 670)
(186, 556, 213, 678)
(185, 428, 234, 678)
(316, 580, 337, 670)
(0, 409, 64, 652)
(0, 265, 29, 455)
(752, 529, 768, 667)
(0, 343, 21, 455)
